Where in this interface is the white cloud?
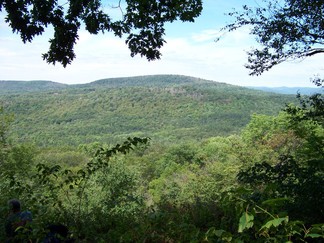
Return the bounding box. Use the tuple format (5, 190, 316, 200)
(0, 21, 323, 87)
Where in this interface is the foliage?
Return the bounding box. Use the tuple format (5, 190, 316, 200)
(237, 155, 324, 224)
(0, 75, 296, 146)
(202, 88, 324, 242)
(0, 105, 13, 147)
(284, 91, 324, 161)
(222, 0, 324, 76)
(0, 0, 202, 66)
(1, 82, 323, 242)
(241, 112, 303, 166)
(1, 136, 150, 241)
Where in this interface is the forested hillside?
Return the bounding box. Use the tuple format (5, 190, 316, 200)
(1, 75, 323, 242)
(0, 80, 68, 94)
(0, 75, 296, 146)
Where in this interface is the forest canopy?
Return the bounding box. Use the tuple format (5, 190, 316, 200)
(0, 85, 323, 242)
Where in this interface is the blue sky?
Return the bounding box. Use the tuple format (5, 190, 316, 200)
(0, 0, 323, 87)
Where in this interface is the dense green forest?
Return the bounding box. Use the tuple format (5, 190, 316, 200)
(1, 75, 323, 242)
(1, 75, 296, 146)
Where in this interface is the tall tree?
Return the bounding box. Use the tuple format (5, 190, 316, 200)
(222, 0, 324, 76)
(0, 0, 202, 66)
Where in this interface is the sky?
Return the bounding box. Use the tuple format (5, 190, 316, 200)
(0, 0, 323, 87)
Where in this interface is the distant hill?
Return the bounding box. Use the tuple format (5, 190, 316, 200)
(81, 75, 214, 88)
(0, 80, 68, 94)
(247, 86, 322, 95)
(0, 75, 297, 146)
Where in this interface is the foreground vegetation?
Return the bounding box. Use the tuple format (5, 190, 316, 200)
(0, 79, 323, 242)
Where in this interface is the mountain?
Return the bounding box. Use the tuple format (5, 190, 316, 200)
(0, 80, 68, 94)
(0, 75, 297, 146)
(247, 86, 322, 95)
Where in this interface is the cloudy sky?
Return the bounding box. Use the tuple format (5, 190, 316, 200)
(0, 0, 323, 87)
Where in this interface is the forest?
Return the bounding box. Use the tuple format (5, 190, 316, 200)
(0, 75, 323, 242)
(1, 0, 324, 242)
(1, 75, 297, 146)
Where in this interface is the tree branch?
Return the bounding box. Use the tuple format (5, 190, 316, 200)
(305, 48, 324, 57)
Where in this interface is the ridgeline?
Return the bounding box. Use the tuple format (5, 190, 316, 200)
(0, 75, 297, 146)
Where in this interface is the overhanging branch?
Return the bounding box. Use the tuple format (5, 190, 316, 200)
(305, 48, 324, 57)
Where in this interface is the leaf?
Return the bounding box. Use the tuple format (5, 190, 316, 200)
(261, 216, 289, 230)
(261, 197, 290, 207)
(305, 233, 323, 238)
(238, 212, 254, 233)
(205, 228, 233, 242)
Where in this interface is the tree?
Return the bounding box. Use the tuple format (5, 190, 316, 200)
(222, 0, 324, 76)
(0, 0, 202, 66)
(237, 83, 324, 224)
(0, 106, 13, 165)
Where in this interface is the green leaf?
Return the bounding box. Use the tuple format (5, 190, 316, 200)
(306, 233, 323, 238)
(238, 212, 254, 233)
(261, 197, 290, 207)
(205, 228, 233, 242)
(261, 216, 289, 230)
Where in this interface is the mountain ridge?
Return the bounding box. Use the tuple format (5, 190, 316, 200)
(0, 75, 299, 146)
(0, 80, 68, 94)
(1, 75, 321, 95)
